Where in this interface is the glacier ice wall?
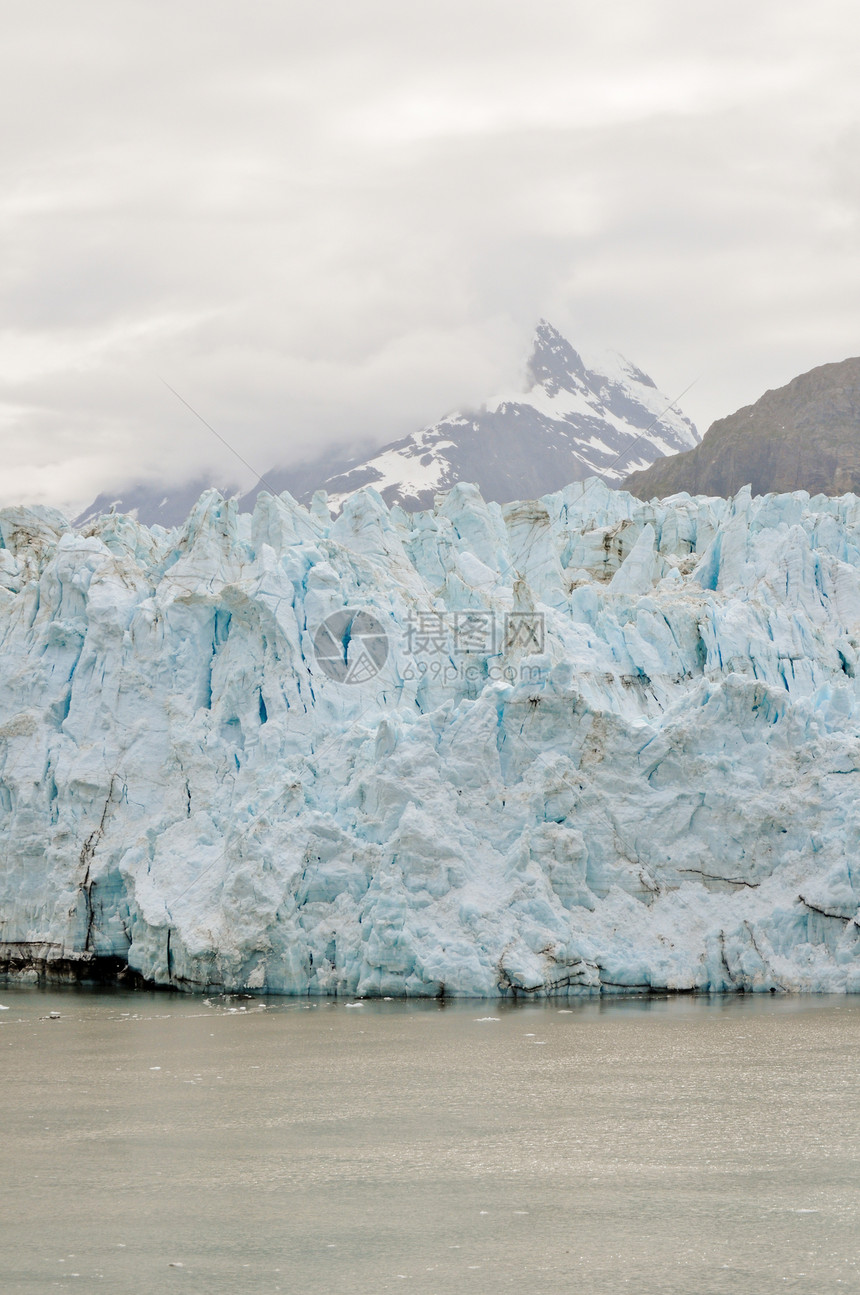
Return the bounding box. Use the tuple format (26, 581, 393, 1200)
(1, 479, 860, 995)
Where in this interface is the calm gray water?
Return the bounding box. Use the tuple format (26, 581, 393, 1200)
(1, 989, 858, 1295)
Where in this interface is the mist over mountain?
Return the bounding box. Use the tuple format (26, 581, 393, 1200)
(76, 322, 697, 527)
(236, 321, 699, 513)
(625, 357, 860, 500)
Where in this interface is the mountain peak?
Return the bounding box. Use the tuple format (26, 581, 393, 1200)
(527, 319, 588, 396)
(76, 323, 699, 527)
(273, 322, 699, 511)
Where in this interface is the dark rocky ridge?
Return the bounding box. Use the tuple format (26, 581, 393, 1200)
(624, 357, 860, 499)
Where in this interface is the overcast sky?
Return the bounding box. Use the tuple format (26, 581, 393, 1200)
(2, 0, 860, 514)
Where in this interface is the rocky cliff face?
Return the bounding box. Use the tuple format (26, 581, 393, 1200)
(625, 357, 860, 500)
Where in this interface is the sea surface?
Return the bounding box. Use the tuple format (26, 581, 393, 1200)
(1, 988, 858, 1294)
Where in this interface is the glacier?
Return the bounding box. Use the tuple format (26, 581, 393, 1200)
(1, 479, 860, 996)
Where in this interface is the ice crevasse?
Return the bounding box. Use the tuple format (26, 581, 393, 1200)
(1, 478, 860, 996)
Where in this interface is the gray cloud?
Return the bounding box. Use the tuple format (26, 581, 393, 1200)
(2, 0, 860, 512)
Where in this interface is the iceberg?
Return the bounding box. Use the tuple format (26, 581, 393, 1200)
(1, 479, 859, 995)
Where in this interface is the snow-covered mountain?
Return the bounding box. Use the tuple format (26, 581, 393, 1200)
(75, 322, 698, 526)
(3, 480, 860, 995)
(238, 320, 699, 513)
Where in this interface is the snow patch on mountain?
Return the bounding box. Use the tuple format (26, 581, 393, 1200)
(325, 439, 458, 513)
